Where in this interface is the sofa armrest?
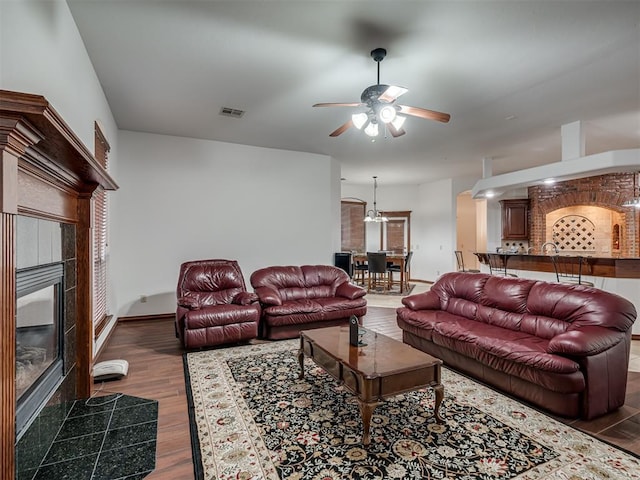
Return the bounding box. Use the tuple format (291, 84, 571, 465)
(232, 291, 259, 305)
(336, 282, 366, 300)
(401, 291, 441, 311)
(254, 286, 283, 306)
(548, 326, 626, 356)
(177, 296, 201, 310)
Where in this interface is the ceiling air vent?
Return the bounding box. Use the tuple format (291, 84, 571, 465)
(219, 107, 245, 118)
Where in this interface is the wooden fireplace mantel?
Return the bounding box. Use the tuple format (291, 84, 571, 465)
(0, 90, 118, 480)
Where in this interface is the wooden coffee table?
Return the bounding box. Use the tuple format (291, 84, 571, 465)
(298, 326, 444, 445)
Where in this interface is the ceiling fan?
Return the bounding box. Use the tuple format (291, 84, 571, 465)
(313, 48, 450, 138)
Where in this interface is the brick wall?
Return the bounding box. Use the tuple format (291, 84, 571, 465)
(528, 173, 639, 257)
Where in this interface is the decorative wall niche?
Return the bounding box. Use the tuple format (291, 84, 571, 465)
(528, 173, 639, 257)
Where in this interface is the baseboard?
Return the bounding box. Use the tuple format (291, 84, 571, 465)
(410, 278, 434, 285)
(633, 334, 639, 341)
(118, 313, 175, 322)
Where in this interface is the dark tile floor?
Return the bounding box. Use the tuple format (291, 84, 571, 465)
(20, 394, 158, 480)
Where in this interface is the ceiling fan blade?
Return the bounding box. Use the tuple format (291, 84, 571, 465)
(329, 119, 353, 137)
(398, 105, 451, 123)
(313, 102, 362, 108)
(387, 122, 406, 138)
(378, 85, 408, 103)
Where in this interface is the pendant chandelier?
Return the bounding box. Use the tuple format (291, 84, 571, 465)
(622, 172, 640, 208)
(364, 176, 388, 222)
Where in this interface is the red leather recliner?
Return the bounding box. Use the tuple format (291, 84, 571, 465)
(176, 259, 260, 349)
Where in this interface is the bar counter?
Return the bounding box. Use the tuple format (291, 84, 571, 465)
(473, 253, 640, 279)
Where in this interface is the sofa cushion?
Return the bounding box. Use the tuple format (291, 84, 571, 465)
(315, 296, 367, 312)
(479, 275, 532, 313)
(527, 281, 637, 332)
(251, 265, 350, 301)
(265, 299, 322, 316)
(184, 304, 260, 329)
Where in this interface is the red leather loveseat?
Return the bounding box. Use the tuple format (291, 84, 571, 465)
(250, 265, 367, 340)
(397, 272, 636, 419)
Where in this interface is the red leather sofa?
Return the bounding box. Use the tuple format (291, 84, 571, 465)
(176, 259, 260, 349)
(250, 265, 367, 340)
(397, 272, 637, 419)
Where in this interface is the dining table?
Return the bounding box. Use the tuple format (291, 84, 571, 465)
(352, 252, 409, 294)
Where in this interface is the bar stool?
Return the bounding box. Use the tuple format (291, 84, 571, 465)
(455, 250, 480, 273)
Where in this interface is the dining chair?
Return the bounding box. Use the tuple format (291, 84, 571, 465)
(353, 257, 369, 285)
(455, 250, 480, 273)
(551, 255, 594, 286)
(366, 252, 389, 293)
(388, 251, 413, 292)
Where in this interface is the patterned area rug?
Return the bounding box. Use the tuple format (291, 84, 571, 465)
(355, 282, 415, 296)
(184, 340, 640, 480)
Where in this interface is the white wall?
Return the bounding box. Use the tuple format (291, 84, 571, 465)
(343, 179, 460, 283)
(113, 131, 339, 317)
(414, 179, 456, 282)
(0, 0, 118, 158)
(1, 0, 120, 354)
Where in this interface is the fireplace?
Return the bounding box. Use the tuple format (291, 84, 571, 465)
(15, 261, 64, 437)
(1, 90, 118, 480)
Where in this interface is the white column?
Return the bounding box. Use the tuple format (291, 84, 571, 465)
(482, 157, 493, 178)
(561, 121, 585, 161)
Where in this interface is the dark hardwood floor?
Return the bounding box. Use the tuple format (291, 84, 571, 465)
(95, 307, 640, 479)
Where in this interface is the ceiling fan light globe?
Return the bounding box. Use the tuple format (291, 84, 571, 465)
(352, 112, 368, 130)
(378, 105, 397, 124)
(364, 122, 379, 137)
(391, 115, 406, 130)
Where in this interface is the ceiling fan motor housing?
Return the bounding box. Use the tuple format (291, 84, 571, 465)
(361, 84, 390, 105)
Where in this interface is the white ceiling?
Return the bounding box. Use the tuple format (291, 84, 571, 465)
(67, 0, 640, 186)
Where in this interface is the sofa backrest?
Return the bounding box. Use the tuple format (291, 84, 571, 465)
(431, 272, 636, 339)
(250, 265, 349, 301)
(177, 259, 246, 305)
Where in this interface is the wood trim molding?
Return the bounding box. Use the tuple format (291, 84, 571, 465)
(118, 313, 176, 322)
(0, 90, 118, 191)
(76, 195, 93, 399)
(94, 314, 114, 340)
(0, 213, 16, 479)
(0, 115, 41, 480)
(93, 316, 117, 361)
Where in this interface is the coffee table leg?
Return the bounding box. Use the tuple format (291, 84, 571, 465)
(433, 383, 444, 423)
(358, 400, 379, 445)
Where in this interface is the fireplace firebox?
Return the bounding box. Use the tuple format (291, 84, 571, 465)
(15, 262, 64, 437)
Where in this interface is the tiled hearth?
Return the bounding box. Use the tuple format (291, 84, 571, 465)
(16, 394, 157, 480)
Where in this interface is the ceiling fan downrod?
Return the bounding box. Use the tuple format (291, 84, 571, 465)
(371, 48, 387, 86)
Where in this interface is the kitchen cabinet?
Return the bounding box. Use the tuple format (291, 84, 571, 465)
(500, 199, 529, 240)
